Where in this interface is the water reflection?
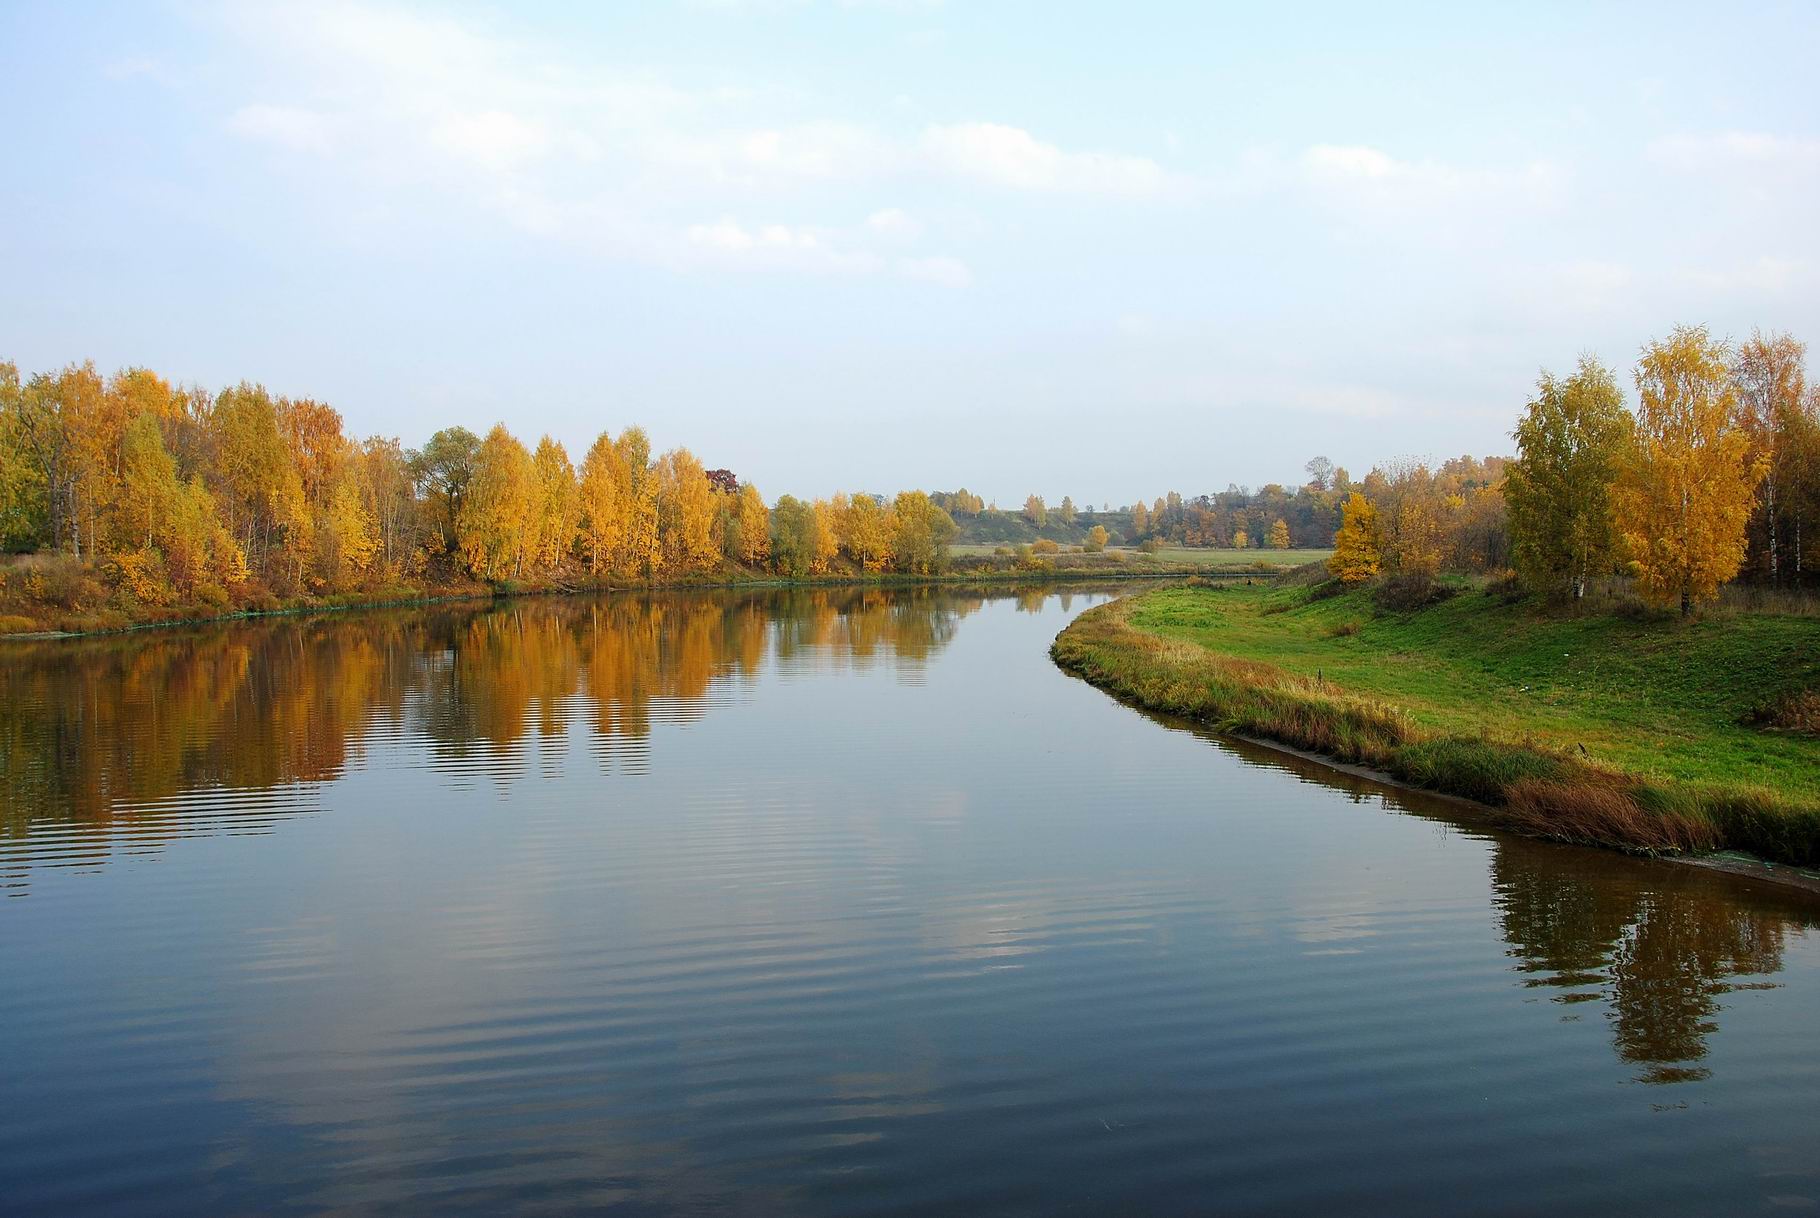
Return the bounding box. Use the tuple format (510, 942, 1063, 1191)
(1, 586, 1817, 1216)
(1172, 733, 1816, 1091)
(0, 587, 979, 862)
(1492, 844, 1791, 1084)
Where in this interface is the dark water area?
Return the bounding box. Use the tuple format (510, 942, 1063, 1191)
(1, 587, 1816, 1216)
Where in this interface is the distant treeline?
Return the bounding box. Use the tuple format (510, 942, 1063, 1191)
(3, 322, 1815, 624)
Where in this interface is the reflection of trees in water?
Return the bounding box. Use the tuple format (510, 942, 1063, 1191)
(1175, 736, 1813, 1091)
(0, 588, 981, 874)
(1491, 841, 1801, 1084)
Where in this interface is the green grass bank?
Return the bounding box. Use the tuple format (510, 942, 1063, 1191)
(1050, 578, 1820, 868)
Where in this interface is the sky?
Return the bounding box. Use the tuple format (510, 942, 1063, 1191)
(2, 1, 1818, 505)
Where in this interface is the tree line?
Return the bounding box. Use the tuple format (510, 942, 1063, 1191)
(0, 360, 960, 614)
(1326, 325, 1819, 612)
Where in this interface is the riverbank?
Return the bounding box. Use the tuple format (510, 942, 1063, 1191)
(0, 551, 1269, 641)
(1050, 581, 1820, 870)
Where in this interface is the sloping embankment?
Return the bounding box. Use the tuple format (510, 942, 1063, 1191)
(1051, 593, 1820, 872)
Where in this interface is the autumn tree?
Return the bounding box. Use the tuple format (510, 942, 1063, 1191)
(1058, 496, 1076, 525)
(1084, 524, 1110, 552)
(459, 424, 535, 580)
(810, 498, 841, 574)
(838, 493, 893, 571)
(530, 436, 579, 573)
(1129, 498, 1150, 538)
(577, 432, 628, 575)
(1616, 326, 1765, 614)
(1231, 528, 1249, 549)
(615, 427, 660, 578)
(118, 412, 179, 548)
(769, 494, 819, 577)
(1731, 331, 1808, 583)
(655, 448, 717, 573)
(1328, 492, 1380, 584)
(1269, 518, 1291, 549)
(321, 478, 378, 585)
(213, 382, 308, 579)
(1023, 494, 1047, 527)
(411, 426, 480, 553)
(356, 436, 418, 575)
(732, 483, 770, 567)
(1505, 357, 1631, 599)
(889, 491, 956, 575)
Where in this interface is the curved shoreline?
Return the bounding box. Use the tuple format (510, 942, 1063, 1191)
(1, 564, 1268, 643)
(1051, 592, 1820, 900)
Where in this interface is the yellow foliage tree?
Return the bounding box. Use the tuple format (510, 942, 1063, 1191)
(735, 482, 770, 567)
(459, 424, 535, 580)
(1231, 529, 1249, 549)
(323, 478, 378, 582)
(889, 490, 956, 575)
(1269, 518, 1291, 549)
(811, 498, 841, 574)
(530, 436, 579, 572)
(655, 448, 717, 573)
(1328, 492, 1380, 584)
(1616, 325, 1766, 614)
(578, 432, 628, 575)
(616, 428, 661, 578)
(839, 493, 893, 571)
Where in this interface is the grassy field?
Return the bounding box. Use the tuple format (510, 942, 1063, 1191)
(1052, 578, 1820, 867)
(950, 543, 1331, 571)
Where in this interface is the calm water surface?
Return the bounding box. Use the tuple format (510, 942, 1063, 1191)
(2, 587, 1817, 1215)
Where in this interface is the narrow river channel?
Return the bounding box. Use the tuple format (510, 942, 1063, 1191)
(2, 586, 1815, 1215)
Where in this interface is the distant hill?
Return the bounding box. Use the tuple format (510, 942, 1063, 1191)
(951, 510, 1134, 547)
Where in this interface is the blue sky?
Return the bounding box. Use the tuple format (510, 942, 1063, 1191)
(3, 1, 1817, 504)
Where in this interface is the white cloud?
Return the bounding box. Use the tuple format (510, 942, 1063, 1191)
(1647, 131, 1820, 172)
(920, 121, 1175, 197)
(865, 207, 921, 238)
(228, 103, 336, 154)
(1301, 144, 1564, 213)
(684, 218, 884, 274)
(430, 110, 551, 171)
(897, 255, 971, 287)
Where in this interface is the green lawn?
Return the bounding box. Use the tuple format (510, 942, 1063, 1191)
(1123, 581, 1820, 799)
(1120, 546, 1332, 569)
(949, 543, 1330, 570)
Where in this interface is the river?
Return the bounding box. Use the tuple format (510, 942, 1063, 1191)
(1, 586, 1815, 1215)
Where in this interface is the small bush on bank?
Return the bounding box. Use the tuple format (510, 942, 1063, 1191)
(1483, 571, 1526, 603)
(1373, 572, 1457, 612)
(1744, 689, 1820, 736)
(0, 613, 37, 634)
(1327, 619, 1361, 638)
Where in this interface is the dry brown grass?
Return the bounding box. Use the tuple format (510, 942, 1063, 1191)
(1500, 779, 1719, 854)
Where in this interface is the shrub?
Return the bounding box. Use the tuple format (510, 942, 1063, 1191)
(1373, 572, 1456, 611)
(192, 582, 231, 611)
(1745, 689, 1820, 736)
(1031, 538, 1060, 555)
(1327, 619, 1361, 637)
(1138, 538, 1162, 554)
(1483, 571, 1525, 603)
(0, 613, 37, 634)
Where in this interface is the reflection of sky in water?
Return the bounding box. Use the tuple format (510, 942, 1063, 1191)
(0, 586, 1817, 1216)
